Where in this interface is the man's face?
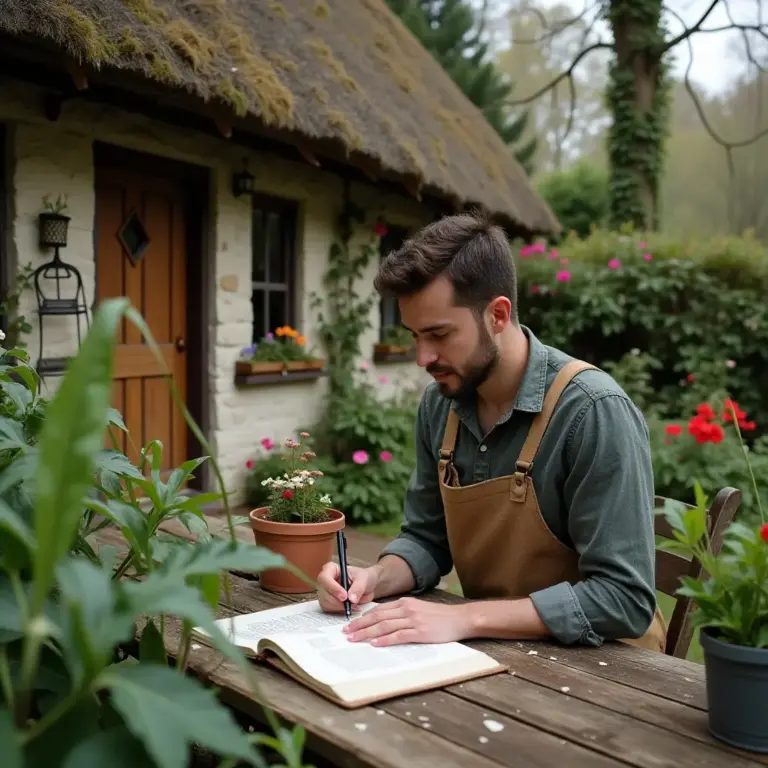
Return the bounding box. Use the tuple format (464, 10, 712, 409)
(399, 275, 500, 400)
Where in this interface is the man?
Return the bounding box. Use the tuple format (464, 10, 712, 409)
(316, 211, 666, 652)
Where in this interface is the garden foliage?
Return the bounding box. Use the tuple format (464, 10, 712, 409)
(515, 227, 768, 517)
(0, 300, 310, 768)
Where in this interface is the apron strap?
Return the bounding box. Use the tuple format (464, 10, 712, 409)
(515, 360, 596, 474)
(439, 407, 460, 462)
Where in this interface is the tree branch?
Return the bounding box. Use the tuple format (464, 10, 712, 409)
(661, 0, 721, 52)
(505, 42, 612, 106)
(507, 0, 602, 46)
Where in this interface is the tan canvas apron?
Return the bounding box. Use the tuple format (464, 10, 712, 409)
(437, 360, 667, 652)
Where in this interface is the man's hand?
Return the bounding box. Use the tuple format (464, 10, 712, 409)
(316, 562, 380, 613)
(342, 597, 473, 646)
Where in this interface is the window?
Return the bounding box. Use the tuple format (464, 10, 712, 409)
(251, 194, 298, 342)
(378, 224, 409, 339)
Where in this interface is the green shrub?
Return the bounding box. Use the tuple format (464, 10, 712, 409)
(514, 228, 768, 436)
(536, 161, 609, 240)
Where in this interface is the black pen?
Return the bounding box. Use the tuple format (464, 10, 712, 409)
(336, 529, 352, 619)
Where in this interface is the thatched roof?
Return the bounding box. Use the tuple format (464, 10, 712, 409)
(0, 0, 559, 235)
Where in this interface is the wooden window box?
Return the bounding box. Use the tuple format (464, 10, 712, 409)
(373, 343, 415, 363)
(234, 359, 326, 387)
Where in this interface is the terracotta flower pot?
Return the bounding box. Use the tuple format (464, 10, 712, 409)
(249, 507, 345, 594)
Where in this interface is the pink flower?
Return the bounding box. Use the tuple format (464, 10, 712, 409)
(555, 270, 571, 283)
(380, 450, 393, 462)
(643, 253, 653, 262)
(360, 361, 369, 371)
(352, 450, 369, 465)
(608, 258, 621, 269)
(727, 359, 736, 369)
(260, 437, 274, 451)
(245, 458, 254, 470)
(560, 258, 569, 266)
(638, 241, 647, 249)
(548, 248, 559, 260)
(519, 242, 546, 257)
(378, 376, 389, 384)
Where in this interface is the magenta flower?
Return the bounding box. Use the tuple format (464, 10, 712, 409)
(548, 248, 559, 260)
(378, 376, 389, 384)
(643, 252, 653, 262)
(519, 242, 546, 257)
(352, 450, 369, 465)
(555, 270, 571, 283)
(380, 450, 393, 462)
(560, 257, 569, 266)
(608, 258, 621, 269)
(638, 241, 647, 249)
(260, 437, 274, 451)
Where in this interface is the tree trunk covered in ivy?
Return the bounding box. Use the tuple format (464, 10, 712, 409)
(606, 0, 671, 231)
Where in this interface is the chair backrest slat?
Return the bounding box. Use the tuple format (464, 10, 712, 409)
(653, 487, 741, 658)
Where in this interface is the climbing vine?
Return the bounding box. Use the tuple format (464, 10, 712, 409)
(310, 181, 381, 403)
(605, 0, 672, 231)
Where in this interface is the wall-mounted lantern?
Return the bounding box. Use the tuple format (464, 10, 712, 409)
(232, 159, 256, 198)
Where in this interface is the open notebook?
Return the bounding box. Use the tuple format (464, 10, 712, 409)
(192, 599, 507, 708)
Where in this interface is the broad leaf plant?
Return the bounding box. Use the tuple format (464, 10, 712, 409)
(0, 298, 313, 768)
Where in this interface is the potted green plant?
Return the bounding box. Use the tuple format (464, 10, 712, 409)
(236, 326, 325, 376)
(38, 193, 70, 248)
(249, 432, 344, 593)
(657, 402, 768, 754)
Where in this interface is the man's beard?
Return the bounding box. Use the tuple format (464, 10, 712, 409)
(427, 322, 499, 400)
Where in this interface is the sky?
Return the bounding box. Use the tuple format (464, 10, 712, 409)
(487, 0, 766, 96)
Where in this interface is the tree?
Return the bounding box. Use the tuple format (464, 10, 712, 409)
(497, 0, 768, 232)
(386, 0, 538, 172)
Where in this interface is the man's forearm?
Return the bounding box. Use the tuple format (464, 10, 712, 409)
(462, 598, 552, 640)
(370, 555, 416, 599)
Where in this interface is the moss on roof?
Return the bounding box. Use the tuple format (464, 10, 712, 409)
(0, 0, 559, 234)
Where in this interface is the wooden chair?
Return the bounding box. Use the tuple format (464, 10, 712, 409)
(654, 487, 741, 658)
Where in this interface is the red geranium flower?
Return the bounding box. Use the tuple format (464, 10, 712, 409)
(723, 399, 746, 423)
(695, 403, 715, 421)
(688, 415, 724, 444)
(760, 524, 768, 543)
(245, 459, 254, 470)
(740, 420, 757, 431)
(664, 424, 682, 437)
(282, 490, 293, 499)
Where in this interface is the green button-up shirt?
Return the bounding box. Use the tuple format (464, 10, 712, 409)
(379, 327, 657, 647)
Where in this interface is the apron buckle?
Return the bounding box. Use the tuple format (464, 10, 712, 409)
(510, 471, 528, 502)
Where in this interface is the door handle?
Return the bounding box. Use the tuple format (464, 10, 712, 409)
(175, 336, 186, 352)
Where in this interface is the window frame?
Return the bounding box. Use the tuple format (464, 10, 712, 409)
(250, 193, 298, 343)
(378, 223, 410, 341)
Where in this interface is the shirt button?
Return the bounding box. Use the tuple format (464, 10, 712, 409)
(480, 445, 488, 453)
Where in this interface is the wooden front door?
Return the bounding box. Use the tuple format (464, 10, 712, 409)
(95, 163, 189, 473)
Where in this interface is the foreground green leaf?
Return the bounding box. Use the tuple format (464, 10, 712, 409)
(33, 298, 129, 612)
(98, 663, 260, 768)
(62, 726, 153, 768)
(0, 708, 23, 768)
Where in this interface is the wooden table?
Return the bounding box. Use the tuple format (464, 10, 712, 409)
(96, 515, 768, 768)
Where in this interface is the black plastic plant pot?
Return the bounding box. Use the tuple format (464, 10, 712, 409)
(701, 627, 768, 753)
(38, 212, 70, 248)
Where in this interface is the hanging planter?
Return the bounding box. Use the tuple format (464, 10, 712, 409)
(38, 193, 70, 249)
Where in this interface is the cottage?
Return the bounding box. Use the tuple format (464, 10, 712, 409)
(0, 0, 558, 498)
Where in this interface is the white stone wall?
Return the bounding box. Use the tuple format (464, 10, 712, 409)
(0, 76, 431, 501)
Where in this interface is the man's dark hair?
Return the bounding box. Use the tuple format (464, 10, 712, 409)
(373, 210, 518, 320)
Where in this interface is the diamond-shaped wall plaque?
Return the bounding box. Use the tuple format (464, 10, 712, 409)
(118, 211, 150, 265)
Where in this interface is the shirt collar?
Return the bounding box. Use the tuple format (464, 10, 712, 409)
(513, 325, 549, 414)
(450, 325, 549, 426)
